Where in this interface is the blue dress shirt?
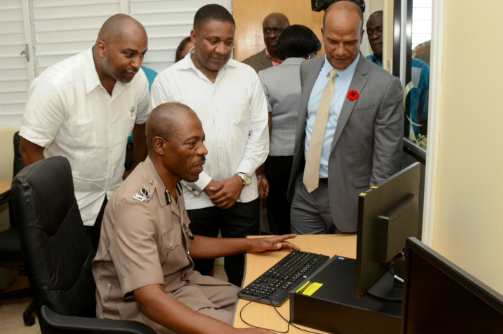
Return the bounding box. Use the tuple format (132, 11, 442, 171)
(305, 54, 360, 178)
(367, 55, 429, 137)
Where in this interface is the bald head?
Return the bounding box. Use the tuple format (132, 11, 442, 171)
(263, 13, 289, 27)
(97, 14, 146, 46)
(146, 103, 195, 151)
(94, 14, 148, 86)
(262, 13, 290, 59)
(323, 1, 363, 31)
(322, 0, 364, 70)
(147, 103, 207, 185)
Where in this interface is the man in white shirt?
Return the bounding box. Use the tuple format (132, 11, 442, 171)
(19, 14, 152, 249)
(151, 4, 269, 286)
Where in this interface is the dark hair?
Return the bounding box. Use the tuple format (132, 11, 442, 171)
(175, 37, 192, 62)
(277, 25, 321, 60)
(193, 4, 235, 31)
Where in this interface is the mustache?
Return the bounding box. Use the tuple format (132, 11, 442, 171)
(123, 67, 138, 73)
(195, 157, 206, 165)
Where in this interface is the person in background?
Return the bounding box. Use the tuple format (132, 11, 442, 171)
(242, 13, 290, 73)
(287, 2, 404, 235)
(412, 40, 430, 65)
(175, 36, 195, 62)
(18, 14, 151, 250)
(93, 102, 296, 334)
(258, 25, 321, 235)
(141, 66, 158, 91)
(151, 5, 269, 286)
(366, 10, 429, 138)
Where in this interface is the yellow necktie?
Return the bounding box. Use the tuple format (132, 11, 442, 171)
(303, 69, 338, 193)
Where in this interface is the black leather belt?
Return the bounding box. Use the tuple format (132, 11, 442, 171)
(319, 178, 328, 184)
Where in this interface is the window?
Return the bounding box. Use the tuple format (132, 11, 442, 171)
(0, 0, 232, 128)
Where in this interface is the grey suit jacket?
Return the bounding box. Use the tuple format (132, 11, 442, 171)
(242, 49, 273, 74)
(258, 57, 304, 156)
(286, 54, 404, 233)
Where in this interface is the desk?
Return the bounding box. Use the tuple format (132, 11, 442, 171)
(233, 234, 357, 333)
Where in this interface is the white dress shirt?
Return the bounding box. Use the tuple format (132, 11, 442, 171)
(151, 50, 269, 210)
(20, 47, 151, 226)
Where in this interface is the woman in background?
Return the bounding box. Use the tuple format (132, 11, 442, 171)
(258, 25, 321, 235)
(175, 37, 194, 62)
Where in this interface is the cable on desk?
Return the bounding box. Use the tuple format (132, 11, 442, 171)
(239, 296, 289, 333)
(239, 294, 336, 334)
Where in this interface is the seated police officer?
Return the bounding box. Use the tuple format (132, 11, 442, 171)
(92, 102, 297, 334)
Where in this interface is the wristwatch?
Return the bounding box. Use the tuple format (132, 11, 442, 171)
(236, 172, 251, 186)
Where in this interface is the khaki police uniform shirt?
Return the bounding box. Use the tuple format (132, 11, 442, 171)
(92, 157, 233, 333)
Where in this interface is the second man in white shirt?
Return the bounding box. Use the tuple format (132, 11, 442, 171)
(151, 4, 269, 286)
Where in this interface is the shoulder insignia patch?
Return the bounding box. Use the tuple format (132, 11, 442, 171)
(133, 194, 146, 202)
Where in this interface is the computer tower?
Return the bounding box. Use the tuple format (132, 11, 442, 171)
(290, 256, 402, 334)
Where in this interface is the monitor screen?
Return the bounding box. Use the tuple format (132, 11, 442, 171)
(402, 238, 503, 333)
(355, 162, 421, 299)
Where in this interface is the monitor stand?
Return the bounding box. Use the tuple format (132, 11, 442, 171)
(367, 271, 403, 302)
(367, 254, 405, 302)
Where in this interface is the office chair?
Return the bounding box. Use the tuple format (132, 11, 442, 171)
(0, 131, 36, 326)
(11, 156, 155, 334)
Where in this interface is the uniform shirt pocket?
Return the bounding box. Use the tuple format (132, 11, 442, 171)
(160, 229, 183, 276)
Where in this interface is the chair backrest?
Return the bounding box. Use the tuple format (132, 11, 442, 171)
(11, 157, 97, 323)
(13, 131, 24, 177)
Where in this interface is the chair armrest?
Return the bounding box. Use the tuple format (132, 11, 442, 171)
(41, 305, 156, 334)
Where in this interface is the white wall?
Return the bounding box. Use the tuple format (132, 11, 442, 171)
(431, 0, 503, 295)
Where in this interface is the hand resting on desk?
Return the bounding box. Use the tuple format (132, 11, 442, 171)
(246, 234, 300, 254)
(190, 234, 300, 260)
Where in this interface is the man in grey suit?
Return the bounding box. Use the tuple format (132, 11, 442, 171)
(287, 1, 404, 234)
(242, 13, 290, 73)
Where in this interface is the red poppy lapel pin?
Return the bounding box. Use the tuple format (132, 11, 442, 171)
(348, 90, 359, 101)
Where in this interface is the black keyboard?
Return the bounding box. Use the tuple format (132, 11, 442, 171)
(238, 251, 330, 306)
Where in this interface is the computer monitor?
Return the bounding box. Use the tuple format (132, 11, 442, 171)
(355, 162, 421, 300)
(402, 237, 503, 333)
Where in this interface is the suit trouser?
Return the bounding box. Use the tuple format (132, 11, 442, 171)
(187, 198, 260, 286)
(290, 173, 339, 234)
(265, 155, 293, 235)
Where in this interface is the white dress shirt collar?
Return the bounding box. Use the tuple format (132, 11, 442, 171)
(83, 47, 101, 94)
(83, 47, 127, 100)
(177, 48, 238, 84)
